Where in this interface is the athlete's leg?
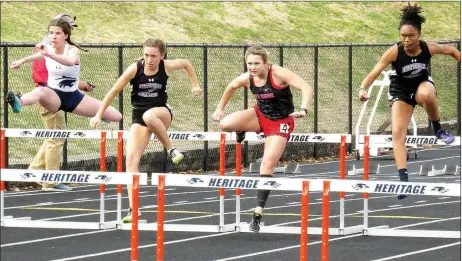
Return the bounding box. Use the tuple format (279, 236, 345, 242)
(122, 124, 151, 223)
(219, 108, 261, 132)
(255, 135, 287, 213)
(7, 88, 61, 113)
(71, 95, 122, 122)
(249, 135, 288, 232)
(142, 107, 183, 164)
(142, 107, 172, 150)
(391, 100, 414, 199)
(415, 81, 454, 144)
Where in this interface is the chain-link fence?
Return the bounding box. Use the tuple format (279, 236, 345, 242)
(1, 41, 460, 173)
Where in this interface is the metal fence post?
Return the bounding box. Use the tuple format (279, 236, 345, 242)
(118, 45, 125, 172)
(2, 46, 9, 168)
(458, 42, 461, 135)
(348, 45, 353, 153)
(313, 46, 319, 158)
(203, 46, 209, 171)
(243, 46, 249, 167)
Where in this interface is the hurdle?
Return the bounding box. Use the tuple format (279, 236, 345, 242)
(236, 134, 363, 236)
(0, 128, 140, 230)
(135, 170, 461, 260)
(119, 132, 236, 233)
(118, 132, 362, 236)
(360, 135, 461, 238)
(143, 174, 324, 261)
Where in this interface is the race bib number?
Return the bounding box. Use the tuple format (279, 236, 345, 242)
(280, 123, 289, 133)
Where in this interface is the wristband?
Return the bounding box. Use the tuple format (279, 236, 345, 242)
(300, 108, 308, 114)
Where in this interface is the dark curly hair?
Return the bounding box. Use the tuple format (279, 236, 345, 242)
(399, 3, 426, 32)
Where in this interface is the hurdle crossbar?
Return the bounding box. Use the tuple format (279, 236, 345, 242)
(0, 169, 147, 229)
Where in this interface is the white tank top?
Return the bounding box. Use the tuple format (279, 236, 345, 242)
(45, 44, 80, 92)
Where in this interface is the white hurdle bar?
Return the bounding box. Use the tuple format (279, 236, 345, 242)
(0, 169, 147, 229)
(360, 135, 461, 239)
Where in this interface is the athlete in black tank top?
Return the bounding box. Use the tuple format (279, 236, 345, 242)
(91, 38, 202, 222)
(212, 46, 313, 232)
(249, 65, 294, 120)
(358, 4, 460, 198)
(130, 59, 169, 109)
(389, 40, 432, 94)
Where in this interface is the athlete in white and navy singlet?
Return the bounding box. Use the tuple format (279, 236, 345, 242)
(45, 44, 80, 92)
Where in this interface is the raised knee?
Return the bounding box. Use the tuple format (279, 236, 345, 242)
(114, 111, 123, 121)
(142, 113, 156, 125)
(418, 90, 435, 102)
(219, 119, 232, 132)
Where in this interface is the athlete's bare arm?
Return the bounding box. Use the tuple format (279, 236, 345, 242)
(426, 41, 461, 62)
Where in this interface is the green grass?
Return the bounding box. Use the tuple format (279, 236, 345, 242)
(0, 2, 460, 163)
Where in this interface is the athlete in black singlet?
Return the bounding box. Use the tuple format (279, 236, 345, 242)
(212, 46, 313, 232)
(359, 3, 460, 199)
(90, 38, 202, 222)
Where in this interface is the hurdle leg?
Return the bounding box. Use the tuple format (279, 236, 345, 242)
(235, 142, 242, 231)
(321, 181, 331, 261)
(157, 176, 165, 261)
(219, 133, 225, 229)
(117, 131, 124, 226)
(117, 185, 122, 224)
(1, 130, 5, 226)
(299, 181, 309, 261)
(99, 185, 105, 225)
(99, 132, 107, 227)
(131, 175, 140, 261)
(363, 136, 370, 232)
(339, 136, 346, 233)
(1, 181, 4, 225)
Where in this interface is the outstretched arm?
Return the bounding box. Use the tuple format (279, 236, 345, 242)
(91, 63, 137, 125)
(10, 52, 44, 69)
(272, 65, 313, 118)
(427, 41, 461, 62)
(359, 45, 397, 100)
(212, 73, 249, 121)
(164, 59, 201, 90)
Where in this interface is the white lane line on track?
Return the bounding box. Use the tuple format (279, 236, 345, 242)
(173, 201, 189, 204)
(291, 155, 460, 178)
(4, 189, 221, 210)
(204, 197, 216, 200)
(1, 229, 116, 247)
(73, 198, 90, 201)
(213, 217, 460, 261)
(438, 197, 451, 200)
(387, 205, 402, 208)
(275, 200, 460, 226)
(36, 202, 53, 206)
(414, 200, 427, 204)
(47, 232, 236, 261)
(370, 242, 461, 261)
